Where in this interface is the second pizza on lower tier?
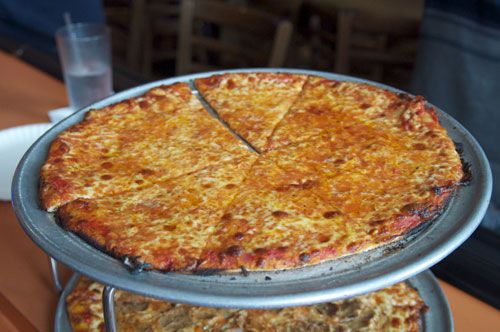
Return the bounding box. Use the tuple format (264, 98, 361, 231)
(67, 277, 427, 332)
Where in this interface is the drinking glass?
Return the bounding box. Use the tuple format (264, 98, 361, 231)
(56, 23, 113, 110)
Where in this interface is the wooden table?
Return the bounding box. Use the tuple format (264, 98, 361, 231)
(1, 51, 499, 331)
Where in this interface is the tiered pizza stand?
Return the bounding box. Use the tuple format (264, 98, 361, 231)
(12, 69, 492, 331)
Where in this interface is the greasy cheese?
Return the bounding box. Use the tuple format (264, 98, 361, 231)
(196, 73, 307, 152)
(40, 83, 253, 211)
(67, 277, 427, 332)
(57, 156, 256, 271)
(41, 74, 464, 273)
(201, 79, 463, 271)
(267, 76, 437, 150)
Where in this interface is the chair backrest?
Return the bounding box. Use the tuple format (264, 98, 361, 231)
(309, 4, 419, 87)
(176, 0, 293, 75)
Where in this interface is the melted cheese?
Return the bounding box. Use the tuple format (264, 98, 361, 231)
(67, 277, 427, 332)
(42, 73, 463, 273)
(41, 83, 253, 211)
(57, 156, 256, 271)
(196, 73, 307, 151)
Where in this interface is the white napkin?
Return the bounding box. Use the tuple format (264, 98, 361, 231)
(48, 107, 74, 124)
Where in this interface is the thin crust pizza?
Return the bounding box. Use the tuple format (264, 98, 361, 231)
(57, 156, 256, 272)
(195, 73, 307, 152)
(40, 83, 253, 212)
(67, 277, 428, 332)
(40, 73, 464, 272)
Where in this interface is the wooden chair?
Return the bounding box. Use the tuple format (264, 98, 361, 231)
(308, 4, 420, 88)
(140, 0, 180, 77)
(176, 0, 293, 75)
(104, 0, 145, 70)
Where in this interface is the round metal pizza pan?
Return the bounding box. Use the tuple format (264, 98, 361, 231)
(12, 68, 491, 308)
(54, 270, 452, 332)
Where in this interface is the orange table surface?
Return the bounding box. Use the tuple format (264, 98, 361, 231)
(1, 51, 499, 331)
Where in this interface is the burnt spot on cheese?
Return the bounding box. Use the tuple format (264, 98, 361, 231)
(299, 253, 311, 262)
(276, 246, 288, 253)
(135, 179, 144, 185)
(53, 157, 63, 163)
(272, 210, 288, 218)
(254, 248, 267, 255)
(391, 317, 401, 328)
(368, 219, 384, 227)
(138, 100, 149, 108)
(221, 213, 232, 222)
(347, 242, 362, 252)
(139, 169, 155, 176)
(100, 174, 113, 180)
(397, 92, 412, 101)
(225, 245, 243, 257)
(323, 211, 341, 219)
(233, 232, 244, 241)
(225, 183, 236, 189)
(360, 103, 371, 109)
(459, 160, 472, 186)
(400, 203, 424, 216)
(413, 143, 426, 150)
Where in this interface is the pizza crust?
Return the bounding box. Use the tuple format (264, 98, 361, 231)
(40, 73, 464, 272)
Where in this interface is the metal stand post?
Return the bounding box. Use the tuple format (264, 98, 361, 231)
(49, 256, 63, 293)
(103, 285, 117, 332)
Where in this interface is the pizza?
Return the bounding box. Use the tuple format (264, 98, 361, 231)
(40, 72, 464, 272)
(40, 83, 253, 212)
(67, 276, 428, 332)
(195, 73, 307, 152)
(57, 156, 256, 272)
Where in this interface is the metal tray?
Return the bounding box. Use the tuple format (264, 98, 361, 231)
(54, 270, 452, 332)
(12, 69, 491, 308)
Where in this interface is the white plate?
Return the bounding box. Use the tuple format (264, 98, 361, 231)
(0, 123, 52, 200)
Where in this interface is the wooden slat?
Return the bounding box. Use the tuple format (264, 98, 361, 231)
(176, 0, 195, 75)
(334, 10, 354, 74)
(193, 0, 277, 36)
(126, 0, 146, 70)
(268, 20, 293, 67)
(191, 35, 266, 63)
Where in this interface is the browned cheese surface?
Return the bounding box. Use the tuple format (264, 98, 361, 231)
(67, 277, 427, 332)
(41, 73, 464, 272)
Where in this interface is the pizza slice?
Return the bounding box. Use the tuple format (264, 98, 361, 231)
(56, 155, 256, 272)
(265, 76, 418, 151)
(263, 115, 463, 248)
(195, 73, 307, 152)
(199, 156, 357, 271)
(40, 82, 255, 211)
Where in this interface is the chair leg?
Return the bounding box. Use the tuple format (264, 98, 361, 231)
(335, 10, 355, 74)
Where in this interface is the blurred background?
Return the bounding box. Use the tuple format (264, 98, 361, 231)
(0, 0, 498, 310)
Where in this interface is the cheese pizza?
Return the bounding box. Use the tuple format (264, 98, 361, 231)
(40, 72, 464, 272)
(195, 72, 307, 152)
(67, 277, 428, 332)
